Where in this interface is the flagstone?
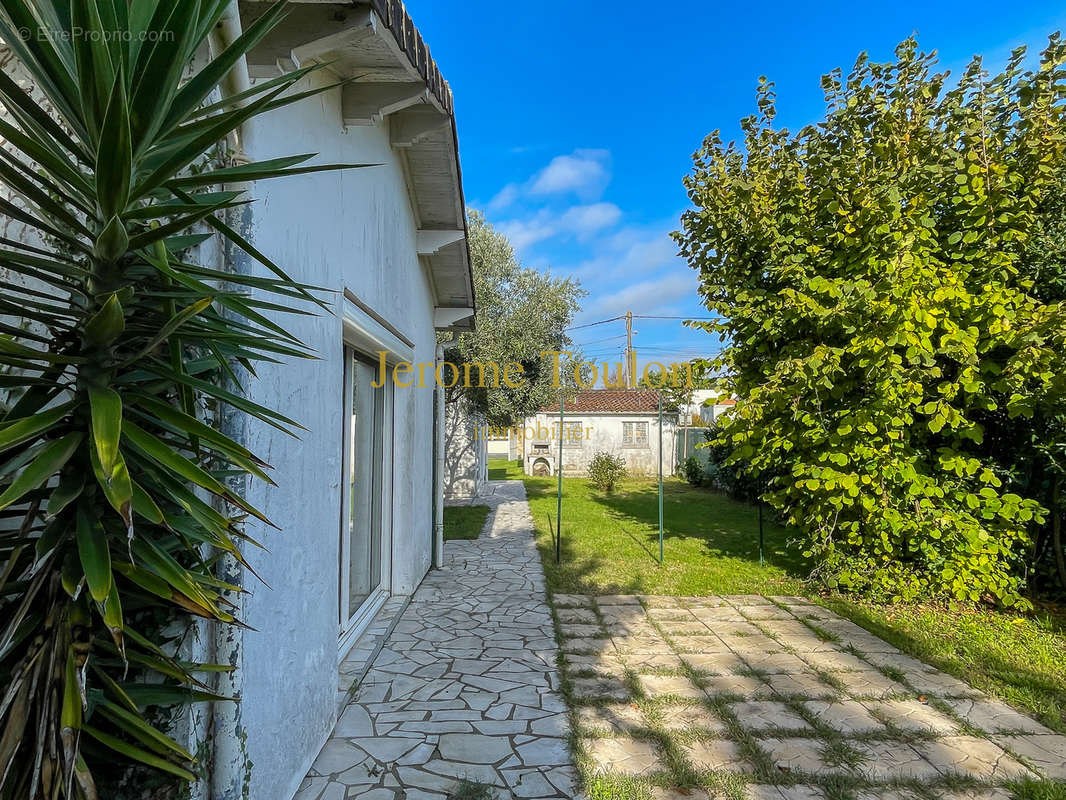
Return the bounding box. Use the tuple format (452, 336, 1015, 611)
(672, 635, 736, 653)
(800, 650, 871, 672)
(559, 623, 607, 639)
(304, 482, 1055, 800)
(555, 608, 598, 624)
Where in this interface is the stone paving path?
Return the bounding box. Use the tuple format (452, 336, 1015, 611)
(295, 481, 576, 800)
(561, 594, 1066, 800)
(295, 481, 1066, 800)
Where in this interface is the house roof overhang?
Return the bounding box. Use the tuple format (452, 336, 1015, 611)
(238, 0, 475, 331)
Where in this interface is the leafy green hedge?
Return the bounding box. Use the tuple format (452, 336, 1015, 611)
(677, 37, 1066, 606)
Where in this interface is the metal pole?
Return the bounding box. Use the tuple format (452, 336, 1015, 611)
(625, 311, 633, 387)
(658, 395, 664, 565)
(758, 502, 764, 566)
(556, 394, 563, 564)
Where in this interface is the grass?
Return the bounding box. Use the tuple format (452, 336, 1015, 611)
(446, 778, 496, 799)
(495, 458, 806, 596)
(488, 458, 1066, 738)
(443, 505, 491, 541)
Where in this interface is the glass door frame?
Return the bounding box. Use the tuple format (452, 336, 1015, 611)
(337, 345, 394, 659)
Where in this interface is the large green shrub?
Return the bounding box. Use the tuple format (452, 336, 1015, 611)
(676, 37, 1066, 606)
(0, 1, 358, 795)
(587, 452, 627, 493)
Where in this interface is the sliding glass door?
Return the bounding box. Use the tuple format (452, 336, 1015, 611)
(339, 349, 386, 636)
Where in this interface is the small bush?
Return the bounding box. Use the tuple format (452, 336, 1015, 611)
(682, 455, 705, 486)
(588, 452, 627, 493)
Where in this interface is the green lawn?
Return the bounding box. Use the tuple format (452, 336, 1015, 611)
(442, 504, 491, 541)
(489, 458, 1066, 735)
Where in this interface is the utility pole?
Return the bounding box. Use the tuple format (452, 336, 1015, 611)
(625, 310, 633, 387)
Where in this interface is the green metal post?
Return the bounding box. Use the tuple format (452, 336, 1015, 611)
(556, 394, 563, 564)
(758, 502, 764, 566)
(658, 396, 664, 565)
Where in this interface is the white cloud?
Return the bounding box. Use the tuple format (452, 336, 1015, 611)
(488, 149, 612, 211)
(529, 149, 610, 198)
(487, 184, 519, 211)
(496, 202, 622, 249)
(584, 273, 695, 319)
(559, 202, 622, 238)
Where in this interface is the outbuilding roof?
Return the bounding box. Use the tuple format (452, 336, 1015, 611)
(542, 390, 663, 414)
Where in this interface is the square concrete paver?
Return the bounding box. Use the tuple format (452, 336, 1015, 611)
(850, 741, 941, 780)
(899, 669, 981, 697)
(575, 704, 646, 735)
(915, 736, 1035, 780)
(943, 698, 1051, 734)
(832, 669, 908, 699)
(564, 652, 626, 678)
(764, 672, 837, 699)
(863, 699, 959, 734)
(638, 674, 707, 701)
(730, 701, 811, 732)
(741, 652, 813, 674)
(683, 738, 747, 772)
(758, 737, 834, 775)
(624, 652, 685, 671)
(656, 704, 727, 734)
(681, 652, 750, 675)
(702, 674, 768, 696)
(583, 737, 663, 777)
(803, 700, 884, 734)
(570, 677, 629, 701)
(994, 734, 1066, 779)
(550, 588, 1059, 796)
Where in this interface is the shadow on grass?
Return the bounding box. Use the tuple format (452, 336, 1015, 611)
(517, 466, 811, 596)
(587, 479, 810, 578)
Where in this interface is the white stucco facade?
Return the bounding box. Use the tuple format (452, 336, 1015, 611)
(205, 4, 475, 799)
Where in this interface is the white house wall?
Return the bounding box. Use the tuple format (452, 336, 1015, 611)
(231, 70, 438, 800)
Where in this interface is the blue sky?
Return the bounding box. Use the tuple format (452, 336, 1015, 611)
(407, 1, 1066, 373)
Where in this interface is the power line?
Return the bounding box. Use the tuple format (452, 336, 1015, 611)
(565, 315, 624, 332)
(631, 315, 722, 321)
(571, 334, 626, 347)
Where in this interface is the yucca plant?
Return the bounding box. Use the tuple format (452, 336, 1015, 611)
(0, 1, 359, 796)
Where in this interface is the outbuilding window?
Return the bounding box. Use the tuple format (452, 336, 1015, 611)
(623, 421, 649, 446)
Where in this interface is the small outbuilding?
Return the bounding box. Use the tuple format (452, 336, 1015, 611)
(520, 390, 678, 478)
